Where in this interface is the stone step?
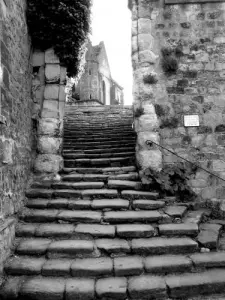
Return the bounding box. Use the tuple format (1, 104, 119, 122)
(63, 151, 135, 159)
(61, 172, 139, 182)
(63, 133, 135, 139)
(26, 198, 130, 211)
(21, 209, 103, 223)
(64, 157, 135, 168)
(5, 253, 201, 277)
(3, 269, 225, 300)
(51, 182, 105, 190)
(103, 211, 162, 224)
(64, 137, 136, 143)
(121, 190, 159, 200)
(159, 223, 199, 237)
(63, 139, 135, 146)
(26, 188, 120, 199)
(61, 166, 137, 174)
(133, 199, 165, 210)
(108, 180, 142, 190)
(63, 142, 135, 150)
(14, 236, 198, 258)
(63, 146, 135, 154)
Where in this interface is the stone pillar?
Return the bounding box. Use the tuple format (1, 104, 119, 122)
(32, 48, 67, 177)
(131, 0, 162, 175)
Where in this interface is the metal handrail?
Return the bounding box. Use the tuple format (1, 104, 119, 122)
(146, 140, 225, 183)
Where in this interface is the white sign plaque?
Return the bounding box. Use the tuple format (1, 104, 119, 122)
(184, 115, 200, 127)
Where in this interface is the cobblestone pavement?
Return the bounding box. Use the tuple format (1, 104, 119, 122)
(1, 106, 225, 300)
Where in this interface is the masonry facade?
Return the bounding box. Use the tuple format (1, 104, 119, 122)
(74, 41, 124, 105)
(0, 0, 33, 274)
(130, 0, 225, 202)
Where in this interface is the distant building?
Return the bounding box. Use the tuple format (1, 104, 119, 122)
(73, 41, 124, 105)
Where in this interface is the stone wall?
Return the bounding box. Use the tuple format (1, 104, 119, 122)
(32, 48, 67, 177)
(0, 0, 33, 274)
(131, 0, 225, 202)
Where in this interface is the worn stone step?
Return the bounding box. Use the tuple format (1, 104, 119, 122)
(62, 174, 109, 182)
(63, 146, 135, 155)
(117, 224, 155, 238)
(121, 190, 159, 200)
(104, 211, 162, 223)
(63, 151, 135, 159)
(64, 137, 136, 143)
(159, 223, 199, 236)
(16, 239, 95, 258)
(133, 199, 165, 210)
(16, 223, 116, 239)
(108, 180, 142, 190)
(64, 133, 135, 139)
(63, 142, 135, 150)
(63, 139, 135, 147)
(108, 173, 139, 181)
(52, 182, 105, 190)
(21, 209, 102, 223)
(131, 237, 198, 255)
(82, 189, 119, 199)
(166, 269, 225, 298)
(62, 166, 137, 174)
(64, 157, 135, 168)
(91, 199, 130, 210)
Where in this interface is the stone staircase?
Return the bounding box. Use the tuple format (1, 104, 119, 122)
(2, 105, 225, 299)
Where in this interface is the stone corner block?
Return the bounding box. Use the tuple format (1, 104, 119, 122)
(44, 85, 59, 100)
(45, 48, 60, 64)
(32, 51, 45, 67)
(34, 154, 63, 174)
(45, 64, 60, 83)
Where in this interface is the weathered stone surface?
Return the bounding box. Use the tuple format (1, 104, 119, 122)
(114, 256, 143, 276)
(44, 85, 59, 100)
(190, 252, 225, 268)
(144, 255, 192, 273)
(117, 224, 155, 238)
(16, 239, 51, 255)
(166, 270, 225, 298)
(96, 277, 127, 299)
(132, 237, 198, 254)
(66, 279, 95, 300)
(35, 224, 74, 238)
(48, 240, 94, 256)
(58, 210, 102, 223)
(71, 257, 113, 277)
(128, 275, 167, 300)
(121, 190, 159, 199)
(92, 199, 129, 210)
(104, 210, 161, 223)
(42, 259, 72, 276)
(5, 257, 45, 275)
(45, 64, 60, 83)
(133, 199, 165, 210)
(75, 224, 115, 237)
(197, 223, 222, 249)
(20, 278, 65, 300)
(96, 239, 130, 253)
(33, 51, 45, 66)
(45, 48, 60, 64)
(159, 223, 199, 236)
(164, 206, 187, 218)
(34, 154, 63, 173)
(0, 277, 23, 300)
(38, 137, 62, 154)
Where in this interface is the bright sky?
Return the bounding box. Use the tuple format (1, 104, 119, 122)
(90, 0, 133, 105)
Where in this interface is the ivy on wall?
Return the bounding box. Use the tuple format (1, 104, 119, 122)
(27, 0, 92, 77)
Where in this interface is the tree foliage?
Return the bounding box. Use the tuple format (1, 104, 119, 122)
(27, 0, 92, 77)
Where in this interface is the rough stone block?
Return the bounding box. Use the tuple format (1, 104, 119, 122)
(96, 277, 127, 299)
(45, 64, 60, 83)
(114, 256, 143, 276)
(128, 275, 167, 300)
(38, 137, 62, 154)
(66, 279, 95, 300)
(34, 154, 63, 173)
(138, 34, 153, 52)
(38, 118, 61, 136)
(45, 48, 60, 64)
(96, 238, 130, 254)
(42, 259, 72, 276)
(44, 85, 59, 100)
(139, 50, 159, 64)
(20, 278, 65, 300)
(60, 67, 67, 84)
(136, 150, 162, 171)
(32, 51, 45, 66)
(135, 114, 159, 132)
